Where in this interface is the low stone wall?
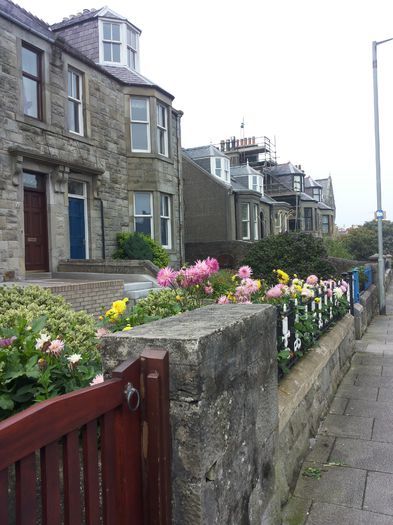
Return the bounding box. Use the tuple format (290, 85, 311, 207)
(185, 241, 252, 268)
(101, 304, 281, 525)
(44, 280, 124, 316)
(57, 258, 159, 277)
(327, 256, 370, 275)
(276, 314, 355, 505)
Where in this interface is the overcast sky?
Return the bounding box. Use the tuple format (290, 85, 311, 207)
(15, 0, 393, 227)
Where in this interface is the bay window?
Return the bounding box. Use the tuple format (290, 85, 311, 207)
(130, 98, 150, 152)
(160, 194, 171, 248)
(157, 103, 168, 156)
(241, 203, 250, 240)
(102, 22, 121, 63)
(127, 27, 138, 69)
(253, 204, 259, 240)
(134, 192, 153, 236)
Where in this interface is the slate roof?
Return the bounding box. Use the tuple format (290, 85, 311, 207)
(299, 192, 316, 202)
(230, 164, 261, 177)
(51, 6, 140, 32)
(266, 162, 304, 176)
(0, 0, 54, 41)
(318, 202, 333, 210)
(184, 145, 229, 160)
(304, 176, 322, 188)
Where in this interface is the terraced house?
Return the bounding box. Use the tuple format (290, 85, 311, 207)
(0, 0, 184, 281)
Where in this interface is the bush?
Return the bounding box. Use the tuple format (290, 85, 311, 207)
(113, 232, 169, 268)
(0, 286, 101, 419)
(323, 238, 354, 260)
(242, 233, 336, 282)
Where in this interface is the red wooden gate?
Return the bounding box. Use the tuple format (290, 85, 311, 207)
(0, 348, 171, 525)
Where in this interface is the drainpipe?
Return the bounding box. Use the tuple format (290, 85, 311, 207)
(175, 110, 184, 266)
(99, 198, 106, 259)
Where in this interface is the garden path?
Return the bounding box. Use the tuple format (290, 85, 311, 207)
(283, 282, 393, 525)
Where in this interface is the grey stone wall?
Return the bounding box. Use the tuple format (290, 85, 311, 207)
(185, 240, 252, 268)
(276, 314, 355, 505)
(101, 304, 280, 525)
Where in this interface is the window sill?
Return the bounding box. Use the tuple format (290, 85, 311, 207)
(127, 152, 174, 165)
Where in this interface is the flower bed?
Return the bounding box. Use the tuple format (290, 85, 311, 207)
(97, 259, 350, 378)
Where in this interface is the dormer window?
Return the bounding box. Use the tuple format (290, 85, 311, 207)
(103, 22, 121, 63)
(293, 175, 303, 192)
(249, 175, 263, 194)
(99, 19, 140, 70)
(312, 188, 321, 201)
(211, 157, 230, 183)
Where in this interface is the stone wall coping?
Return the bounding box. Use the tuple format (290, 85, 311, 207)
(278, 313, 354, 432)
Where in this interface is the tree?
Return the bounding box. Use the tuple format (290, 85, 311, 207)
(340, 220, 393, 260)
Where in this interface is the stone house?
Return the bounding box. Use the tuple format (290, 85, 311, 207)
(183, 145, 291, 243)
(0, 0, 184, 281)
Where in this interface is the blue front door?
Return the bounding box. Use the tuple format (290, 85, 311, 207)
(69, 197, 86, 259)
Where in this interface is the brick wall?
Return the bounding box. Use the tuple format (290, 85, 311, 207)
(43, 280, 124, 317)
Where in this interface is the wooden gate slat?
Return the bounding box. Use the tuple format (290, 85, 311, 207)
(0, 468, 8, 525)
(100, 410, 117, 525)
(41, 441, 61, 525)
(83, 420, 100, 525)
(63, 430, 82, 525)
(15, 453, 36, 525)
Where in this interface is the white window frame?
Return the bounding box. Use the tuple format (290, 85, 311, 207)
(134, 192, 153, 237)
(241, 203, 250, 240)
(253, 204, 259, 240)
(68, 180, 89, 258)
(249, 175, 263, 194)
(211, 157, 230, 182)
(293, 175, 302, 192)
(157, 103, 168, 157)
(160, 194, 172, 249)
(99, 19, 140, 69)
(130, 97, 151, 153)
(67, 68, 84, 135)
(127, 27, 138, 69)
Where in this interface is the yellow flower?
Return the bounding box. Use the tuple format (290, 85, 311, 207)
(315, 297, 321, 303)
(112, 299, 128, 315)
(176, 295, 182, 301)
(277, 269, 289, 284)
(122, 325, 133, 331)
(231, 274, 237, 281)
(99, 315, 103, 321)
(256, 279, 262, 290)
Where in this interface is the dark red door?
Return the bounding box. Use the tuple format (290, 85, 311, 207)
(24, 178, 49, 271)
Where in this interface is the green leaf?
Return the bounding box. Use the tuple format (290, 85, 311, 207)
(0, 395, 14, 410)
(30, 316, 47, 333)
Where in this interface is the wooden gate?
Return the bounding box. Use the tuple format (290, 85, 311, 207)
(0, 348, 171, 525)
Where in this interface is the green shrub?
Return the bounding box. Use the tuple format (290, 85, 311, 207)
(0, 286, 101, 419)
(323, 238, 354, 260)
(242, 233, 336, 283)
(113, 232, 169, 268)
(0, 286, 97, 355)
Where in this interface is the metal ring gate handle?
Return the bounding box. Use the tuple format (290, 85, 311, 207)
(124, 382, 140, 412)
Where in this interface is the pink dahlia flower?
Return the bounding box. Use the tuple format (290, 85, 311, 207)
(90, 373, 104, 386)
(204, 285, 213, 295)
(96, 327, 109, 338)
(306, 275, 319, 286)
(327, 288, 333, 298)
(157, 266, 178, 287)
(205, 257, 220, 274)
(266, 286, 283, 299)
(237, 265, 253, 279)
(340, 280, 348, 291)
(217, 295, 230, 304)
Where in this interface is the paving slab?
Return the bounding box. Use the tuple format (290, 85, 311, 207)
(320, 414, 373, 439)
(306, 435, 336, 463)
(345, 398, 393, 418)
(364, 471, 393, 516)
(351, 354, 384, 365)
(281, 496, 311, 525)
(350, 364, 382, 376)
(355, 374, 393, 388)
(372, 418, 393, 443)
(306, 502, 393, 525)
(381, 365, 393, 376)
(377, 387, 393, 402)
(293, 464, 366, 509)
(331, 437, 393, 473)
(336, 383, 378, 401)
(328, 396, 348, 415)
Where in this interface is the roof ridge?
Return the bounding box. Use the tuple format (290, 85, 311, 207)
(3, 0, 50, 29)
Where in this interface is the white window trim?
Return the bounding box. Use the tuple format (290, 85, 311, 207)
(160, 194, 172, 249)
(130, 97, 151, 153)
(210, 157, 230, 182)
(157, 103, 168, 157)
(99, 19, 140, 70)
(67, 68, 84, 136)
(68, 180, 89, 259)
(253, 204, 259, 240)
(134, 192, 153, 238)
(241, 203, 251, 240)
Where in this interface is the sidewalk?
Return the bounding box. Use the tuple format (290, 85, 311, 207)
(283, 284, 393, 525)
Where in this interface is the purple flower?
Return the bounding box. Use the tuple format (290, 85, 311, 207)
(205, 257, 220, 274)
(217, 295, 230, 304)
(0, 336, 16, 348)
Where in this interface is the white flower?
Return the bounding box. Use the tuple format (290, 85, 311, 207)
(67, 353, 82, 365)
(35, 333, 50, 350)
(334, 287, 343, 299)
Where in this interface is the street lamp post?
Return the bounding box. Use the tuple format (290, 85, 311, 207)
(372, 38, 393, 315)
